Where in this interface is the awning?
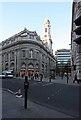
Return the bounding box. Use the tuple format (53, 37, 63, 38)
(74, 15, 81, 26)
(74, 26, 81, 35)
(73, 36, 81, 44)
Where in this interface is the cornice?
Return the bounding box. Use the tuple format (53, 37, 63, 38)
(1, 40, 55, 60)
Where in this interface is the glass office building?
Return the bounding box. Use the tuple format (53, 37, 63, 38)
(55, 49, 71, 75)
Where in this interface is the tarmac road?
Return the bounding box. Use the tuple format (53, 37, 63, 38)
(2, 77, 80, 118)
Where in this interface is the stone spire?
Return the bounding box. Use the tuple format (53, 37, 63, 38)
(42, 18, 53, 53)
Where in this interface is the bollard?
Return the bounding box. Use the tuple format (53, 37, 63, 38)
(24, 76, 29, 109)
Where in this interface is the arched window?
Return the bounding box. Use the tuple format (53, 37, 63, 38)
(21, 62, 26, 68)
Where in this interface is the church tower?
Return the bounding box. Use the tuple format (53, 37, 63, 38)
(42, 18, 53, 54)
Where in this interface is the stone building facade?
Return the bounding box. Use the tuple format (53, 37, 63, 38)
(0, 20, 56, 78)
(71, 1, 81, 81)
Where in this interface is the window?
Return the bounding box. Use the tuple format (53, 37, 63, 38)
(22, 50, 26, 58)
(44, 35, 47, 37)
(78, 2, 81, 9)
(36, 52, 39, 59)
(2, 55, 4, 62)
(7, 54, 8, 61)
(73, 65, 76, 70)
(42, 54, 44, 61)
(45, 28, 47, 32)
(29, 35, 34, 39)
(5, 53, 8, 62)
(29, 50, 33, 58)
(10, 51, 14, 60)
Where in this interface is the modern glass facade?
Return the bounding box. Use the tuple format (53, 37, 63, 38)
(55, 49, 71, 75)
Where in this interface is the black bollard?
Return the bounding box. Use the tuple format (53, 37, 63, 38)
(24, 76, 29, 109)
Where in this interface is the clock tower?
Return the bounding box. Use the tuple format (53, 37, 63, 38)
(42, 18, 53, 54)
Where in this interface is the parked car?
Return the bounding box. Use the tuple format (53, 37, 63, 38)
(0, 71, 13, 79)
(0, 73, 6, 79)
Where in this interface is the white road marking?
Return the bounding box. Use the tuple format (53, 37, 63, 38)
(7, 89, 14, 94)
(42, 83, 53, 86)
(47, 97, 50, 99)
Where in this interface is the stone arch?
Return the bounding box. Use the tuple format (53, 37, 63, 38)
(21, 62, 26, 69)
(20, 62, 26, 77)
(28, 63, 34, 70)
(28, 63, 34, 77)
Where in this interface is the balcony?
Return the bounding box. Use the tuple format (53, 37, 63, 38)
(73, 35, 81, 44)
(74, 7, 81, 26)
(74, 26, 81, 35)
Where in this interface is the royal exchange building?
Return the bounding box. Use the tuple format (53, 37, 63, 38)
(0, 28, 56, 78)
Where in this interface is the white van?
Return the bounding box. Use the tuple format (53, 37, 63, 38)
(0, 70, 13, 78)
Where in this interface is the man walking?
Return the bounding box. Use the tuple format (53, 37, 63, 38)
(73, 72, 77, 83)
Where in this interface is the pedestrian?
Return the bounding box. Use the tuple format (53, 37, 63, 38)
(35, 73, 36, 79)
(40, 74, 43, 82)
(73, 73, 77, 83)
(49, 75, 51, 82)
(66, 73, 69, 84)
(31, 75, 34, 80)
(61, 73, 64, 79)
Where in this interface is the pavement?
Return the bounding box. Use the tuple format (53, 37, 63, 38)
(18, 75, 81, 86)
(1, 76, 81, 119)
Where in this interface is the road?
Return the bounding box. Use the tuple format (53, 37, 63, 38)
(2, 77, 80, 117)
